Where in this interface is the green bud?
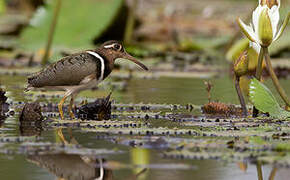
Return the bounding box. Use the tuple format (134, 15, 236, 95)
(258, 8, 273, 47)
(234, 51, 249, 77)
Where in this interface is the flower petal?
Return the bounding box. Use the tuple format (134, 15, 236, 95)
(277, 0, 281, 8)
(268, 5, 280, 38)
(237, 18, 259, 43)
(252, 5, 263, 33)
(249, 41, 261, 54)
(274, 12, 290, 41)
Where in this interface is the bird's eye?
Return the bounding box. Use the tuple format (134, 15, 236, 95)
(113, 44, 122, 51)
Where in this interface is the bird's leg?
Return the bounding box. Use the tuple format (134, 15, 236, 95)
(68, 95, 75, 119)
(58, 93, 70, 120)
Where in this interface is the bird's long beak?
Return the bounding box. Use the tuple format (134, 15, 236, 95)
(123, 52, 149, 71)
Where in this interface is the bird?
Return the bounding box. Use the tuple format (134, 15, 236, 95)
(26, 40, 148, 120)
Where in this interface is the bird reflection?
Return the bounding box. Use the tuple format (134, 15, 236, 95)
(25, 127, 113, 180)
(20, 123, 147, 180)
(27, 155, 112, 180)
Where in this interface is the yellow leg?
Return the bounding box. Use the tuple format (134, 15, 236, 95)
(68, 96, 75, 119)
(58, 94, 69, 120)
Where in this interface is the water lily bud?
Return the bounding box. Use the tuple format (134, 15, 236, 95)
(234, 51, 249, 77)
(260, 0, 279, 8)
(258, 8, 273, 47)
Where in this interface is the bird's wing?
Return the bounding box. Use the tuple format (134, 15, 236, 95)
(28, 52, 100, 88)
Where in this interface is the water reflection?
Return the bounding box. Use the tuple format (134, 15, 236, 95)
(237, 162, 278, 180)
(19, 122, 42, 136)
(21, 127, 150, 180)
(27, 155, 112, 180)
(23, 127, 113, 180)
(5, 122, 288, 180)
(130, 148, 150, 180)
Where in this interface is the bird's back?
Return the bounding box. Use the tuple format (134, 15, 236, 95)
(28, 52, 100, 88)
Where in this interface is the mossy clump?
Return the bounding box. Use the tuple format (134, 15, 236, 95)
(0, 88, 9, 120)
(19, 102, 43, 122)
(202, 102, 244, 117)
(76, 93, 112, 120)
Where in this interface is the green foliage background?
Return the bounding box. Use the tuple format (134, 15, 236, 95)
(19, 0, 124, 61)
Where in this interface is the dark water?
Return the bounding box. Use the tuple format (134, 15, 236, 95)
(0, 74, 290, 180)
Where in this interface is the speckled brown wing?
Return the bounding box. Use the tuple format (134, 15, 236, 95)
(28, 52, 101, 88)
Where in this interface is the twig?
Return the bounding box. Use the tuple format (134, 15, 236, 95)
(256, 162, 263, 180)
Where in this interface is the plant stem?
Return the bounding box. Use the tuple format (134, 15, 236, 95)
(41, 0, 62, 66)
(235, 76, 248, 117)
(269, 167, 277, 180)
(253, 47, 264, 117)
(255, 47, 264, 80)
(264, 47, 290, 107)
(256, 162, 263, 180)
(124, 0, 137, 45)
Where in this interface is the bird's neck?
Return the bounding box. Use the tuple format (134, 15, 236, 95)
(95, 49, 114, 80)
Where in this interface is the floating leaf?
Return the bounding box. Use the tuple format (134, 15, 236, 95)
(249, 78, 290, 119)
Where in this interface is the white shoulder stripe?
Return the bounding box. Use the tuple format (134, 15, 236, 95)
(86, 51, 105, 81)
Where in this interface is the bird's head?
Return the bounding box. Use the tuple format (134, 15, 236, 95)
(99, 40, 148, 71)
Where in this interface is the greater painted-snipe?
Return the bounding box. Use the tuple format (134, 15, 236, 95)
(27, 41, 148, 119)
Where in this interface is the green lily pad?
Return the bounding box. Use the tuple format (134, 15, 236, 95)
(249, 78, 290, 119)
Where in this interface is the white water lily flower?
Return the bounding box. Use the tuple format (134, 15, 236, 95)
(249, 41, 261, 54)
(238, 0, 290, 47)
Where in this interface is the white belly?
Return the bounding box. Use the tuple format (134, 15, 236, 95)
(62, 79, 99, 96)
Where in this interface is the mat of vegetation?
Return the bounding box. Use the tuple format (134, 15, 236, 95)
(1, 94, 290, 168)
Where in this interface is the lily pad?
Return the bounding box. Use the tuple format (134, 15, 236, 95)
(249, 78, 290, 119)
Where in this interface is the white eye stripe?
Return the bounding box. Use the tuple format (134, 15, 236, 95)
(104, 44, 115, 49)
(86, 51, 105, 81)
(104, 43, 122, 50)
